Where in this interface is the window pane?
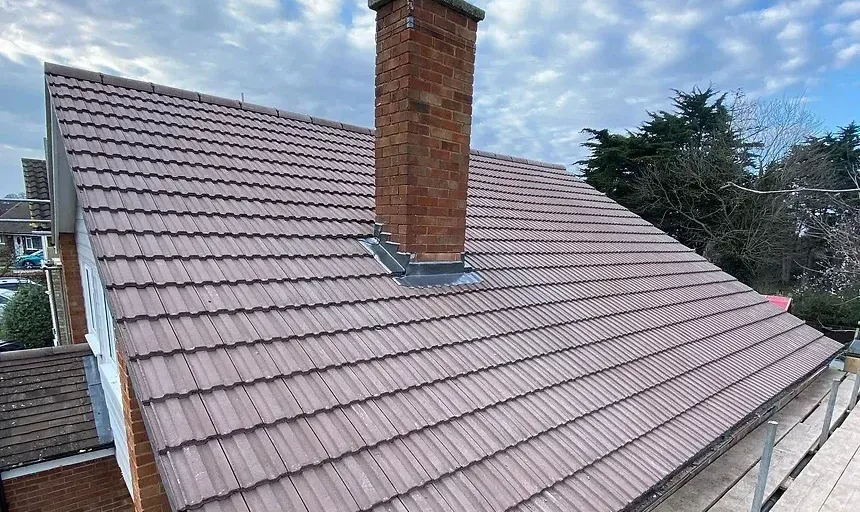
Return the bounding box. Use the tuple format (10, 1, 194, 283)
(102, 295, 115, 361)
(84, 268, 95, 333)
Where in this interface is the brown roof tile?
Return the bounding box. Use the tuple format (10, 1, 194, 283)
(0, 202, 35, 235)
(45, 64, 841, 512)
(22, 158, 51, 224)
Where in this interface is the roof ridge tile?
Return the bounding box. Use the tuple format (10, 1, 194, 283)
(44, 62, 102, 82)
(470, 148, 566, 171)
(199, 93, 240, 108)
(46, 62, 567, 169)
(153, 84, 200, 101)
(0, 343, 92, 362)
(102, 73, 154, 93)
(241, 102, 278, 116)
(277, 109, 313, 123)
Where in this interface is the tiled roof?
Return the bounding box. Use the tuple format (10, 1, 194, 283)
(0, 202, 36, 235)
(22, 158, 51, 224)
(0, 344, 110, 470)
(45, 63, 841, 512)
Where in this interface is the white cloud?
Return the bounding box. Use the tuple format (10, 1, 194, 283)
(778, 22, 806, 40)
(822, 23, 844, 36)
(836, 1, 860, 17)
(0, 0, 852, 192)
(530, 69, 561, 84)
(558, 33, 599, 59)
(745, 0, 822, 26)
(347, 0, 375, 51)
(628, 31, 684, 68)
(836, 43, 860, 65)
(579, 0, 622, 25)
(647, 8, 705, 29)
(297, 0, 342, 20)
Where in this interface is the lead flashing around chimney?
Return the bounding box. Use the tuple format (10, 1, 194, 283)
(368, 0, 486, 21)
(361, 223, 482, 287)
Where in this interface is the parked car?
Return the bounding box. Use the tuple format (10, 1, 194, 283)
(0, 289, 16, 317)
(15, 250, 45, 269)
(0, 340, 24, 352)
(0, 277, 39, 292)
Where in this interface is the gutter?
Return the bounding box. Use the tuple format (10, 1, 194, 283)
(0, 475, 7, 512)
(44, 266, 61, 346)
(630, 349, 843, 512)
(0, 447, 115, 482)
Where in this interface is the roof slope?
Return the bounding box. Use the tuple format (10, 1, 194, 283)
(22, 158, 51, 224)
(0, 344, 108, 470)
(45, 64, 841, 512)
(0, 202, 35, 235)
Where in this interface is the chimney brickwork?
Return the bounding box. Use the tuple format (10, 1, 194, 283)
(370, 0, 484, 262)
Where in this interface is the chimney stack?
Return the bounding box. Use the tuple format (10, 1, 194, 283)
(369, 0, 485, 264)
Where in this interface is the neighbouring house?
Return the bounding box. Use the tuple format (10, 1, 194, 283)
(0, 159, 52, 263)
(765, 295, 792, 313)
(0, 344, 133, 512)
(22, 158, 53, 257)
(41, 0, 841, 511)
(0, 203, 45, 262)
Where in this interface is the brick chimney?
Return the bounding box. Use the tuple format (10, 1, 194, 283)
(369, 0, 485, 264)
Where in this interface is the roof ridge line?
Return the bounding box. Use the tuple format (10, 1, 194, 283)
(470, 149, 567, 171)
(43, 62, 375, 137)
(44, 62, 568, 171)
(0, 343, 92, 362)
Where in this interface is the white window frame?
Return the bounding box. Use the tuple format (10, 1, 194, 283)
(83, 265, 117, 366)
(24, 237, 36, 250)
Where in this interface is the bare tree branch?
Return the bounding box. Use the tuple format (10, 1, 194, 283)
(721, 182, 860, 194)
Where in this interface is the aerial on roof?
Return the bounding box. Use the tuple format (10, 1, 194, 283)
(0, 344, 111, 470)
(22, 158, 51, 224)
(45, 61, 841, 512)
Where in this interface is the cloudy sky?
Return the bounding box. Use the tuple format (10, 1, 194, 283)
(0, 0, 859, 193)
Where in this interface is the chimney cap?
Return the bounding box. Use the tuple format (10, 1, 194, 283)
(368, 0, 486, 22)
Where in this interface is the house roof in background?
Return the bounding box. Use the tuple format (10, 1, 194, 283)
(0, 202, 37, 236)
(0, 344, 110, 471)
(22, 158, 51, 223)
(766, 295, 792, 312)
(45, 62, 841, 512)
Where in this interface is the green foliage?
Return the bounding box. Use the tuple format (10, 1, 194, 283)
(1, 284, 53, 349)
(792, 293, 860, 330)
(0, 247, 13, 276)
(579, 87, 860, 327)
(578, 88, 768, 278)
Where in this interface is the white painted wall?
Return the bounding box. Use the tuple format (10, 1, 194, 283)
(75, 205, 133, 494)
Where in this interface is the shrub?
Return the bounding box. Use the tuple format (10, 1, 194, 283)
(792, 292, 860, 330)
(1, 284, 53, 349)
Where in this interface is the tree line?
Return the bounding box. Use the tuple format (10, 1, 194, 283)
(578, 88, 859, 330)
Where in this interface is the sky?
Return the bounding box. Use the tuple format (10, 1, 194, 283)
(0, 0, 859, 194)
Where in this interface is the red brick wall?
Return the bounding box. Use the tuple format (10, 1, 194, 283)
(57, 232, 88, 343)
(373, 0, 480, 261)
(3, 455, 133, 512)
(118, 346, 171, 512)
